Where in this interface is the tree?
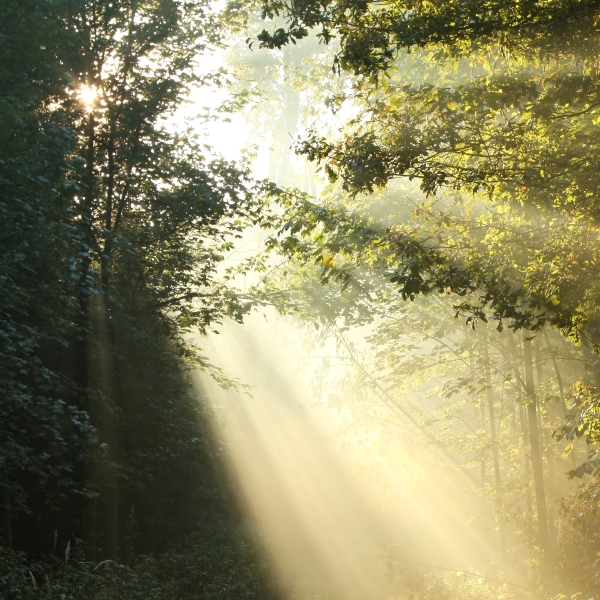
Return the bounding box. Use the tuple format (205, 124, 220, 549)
(0, 0, 272, 559)
(256, 0, 600, 76)
(253, 0, 600, 344)
(227, 28, 595, 576)
(249, 16, 600, 568)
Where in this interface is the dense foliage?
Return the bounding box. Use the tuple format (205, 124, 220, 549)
(254, 0, 600, 342)
(0, 0, 278, 595)
(232, 0, 600, 595)
(7, 0, 600, 597)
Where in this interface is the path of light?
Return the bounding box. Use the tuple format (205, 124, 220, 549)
(193, 311, 516, 599)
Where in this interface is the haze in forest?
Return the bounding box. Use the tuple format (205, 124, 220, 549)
(2, 0, 600, 599)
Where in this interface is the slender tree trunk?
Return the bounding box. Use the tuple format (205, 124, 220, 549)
(545, 443, 556, 552)
(481, 329, 507, 555)
(80, 108, 98, 558)
(1, 488, 11, 548)
(535, 337, 557, 550)
(523, 337, 549, 553)
(268, 46, 300, 187)
(506, 334, 533, 526)
(519, 404, 533, 522)
(466, 332, 490, 543)
(88, 492, 97, 562)
(543, 330, 566, 414)
(480, 395, 487, 488)
(543, 332, 578, 469)
(89, 294, 119, 560)
(104, 485, 119, 560)
(79, 68, 120, 560)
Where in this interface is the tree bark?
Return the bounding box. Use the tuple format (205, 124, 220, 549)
(1, 488, 11, 548)
(535, 337, 557, 550)
(543, 330, 566, 414)
(523, 337, 549, 553)
(89, 294, 119, 560)
(518, 404, 533, 522)
(88, 492, 97, 562)
(506, 334, 534, 525)
(481, 329, 507, 555)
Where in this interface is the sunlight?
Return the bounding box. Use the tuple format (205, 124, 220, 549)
(78, 84, 98, 112)
(8, 0, 600, 596)
(192, 312, 524, 599)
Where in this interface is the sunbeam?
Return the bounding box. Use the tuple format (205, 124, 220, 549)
(192, 312, 529, 599)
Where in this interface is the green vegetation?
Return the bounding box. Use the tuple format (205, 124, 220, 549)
(250, 0, 600, 596)
(5, 0, 600, 597)
(0, 0, 276, 595)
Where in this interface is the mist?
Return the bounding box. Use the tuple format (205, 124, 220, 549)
(3, 1, 600, 598)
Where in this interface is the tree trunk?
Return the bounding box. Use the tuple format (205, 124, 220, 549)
(88, 492, 97, 562)
(467, 334, 489, 538)
(89, 294, 119, 560)
(268, 46, 300, 187)
(523, 337, 549, 553)
(506, 333, 534, 526)
(535, 337, 557, 550)
(481, 329, 507, 555)
(1, 489, 11, 548)
(519, 404, 533, 522)
(543, 330, 566, 414)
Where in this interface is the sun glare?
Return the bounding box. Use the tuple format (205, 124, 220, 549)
(78, 84, 98, 112)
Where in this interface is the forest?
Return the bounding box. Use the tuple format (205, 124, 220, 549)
(2, 0, 600, 598)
